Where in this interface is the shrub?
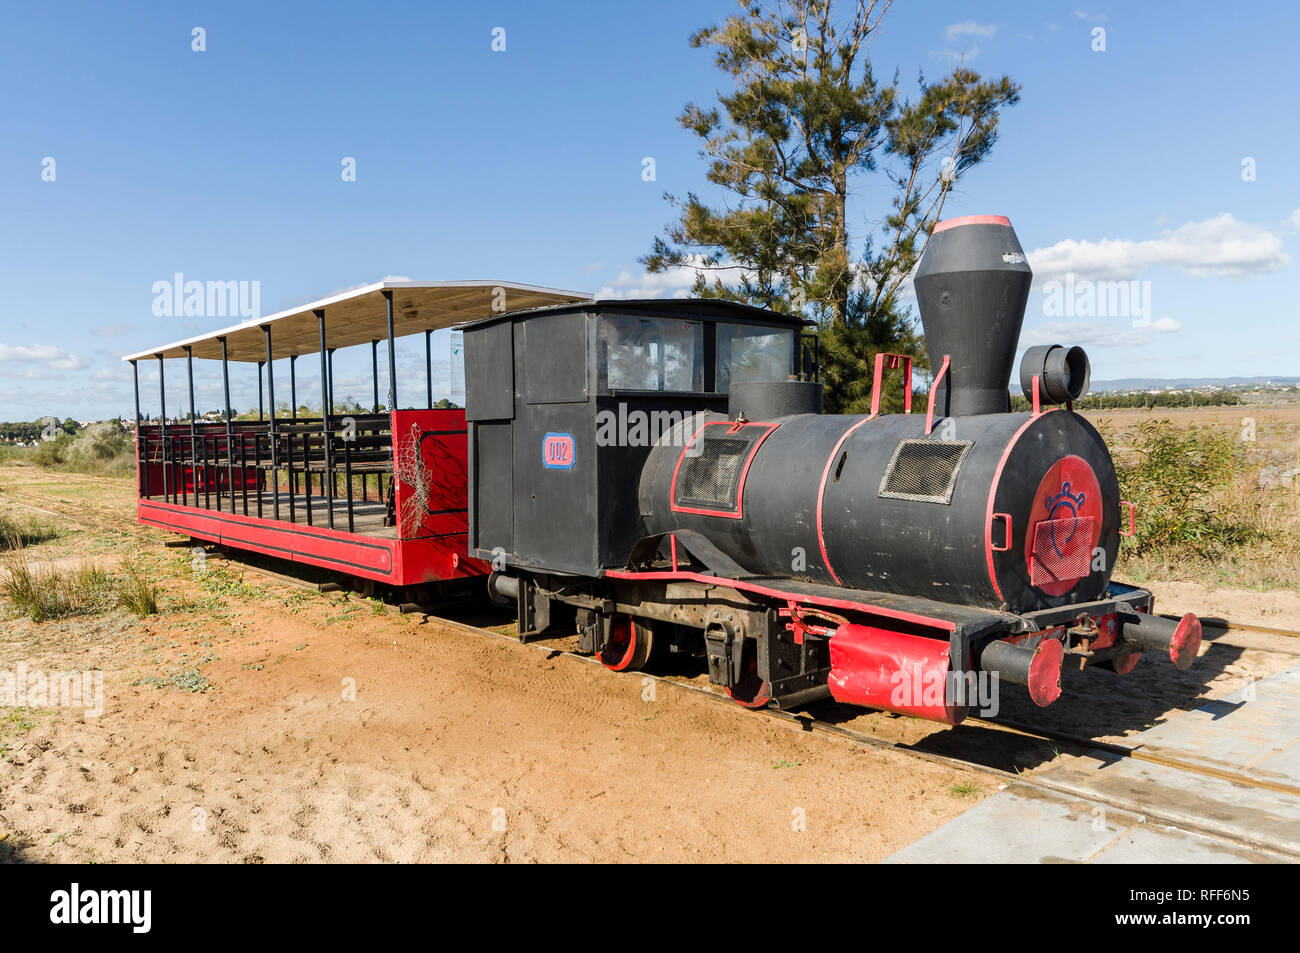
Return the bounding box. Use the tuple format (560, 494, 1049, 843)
(0, 515, 57, 550)
(114, 558, 160, 617)
(28, 422, 133, 477)
(0, 548, 112, 622)
(1111, 420, 1254, 556)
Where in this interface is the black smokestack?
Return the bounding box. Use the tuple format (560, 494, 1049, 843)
(914, 215, 1032, 417)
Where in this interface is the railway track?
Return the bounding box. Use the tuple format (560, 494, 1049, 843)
(409, 609, 1300, 860)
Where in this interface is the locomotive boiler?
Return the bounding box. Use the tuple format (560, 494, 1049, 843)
(637, 215, 1115, 616)
(463, 215, 1203, 725)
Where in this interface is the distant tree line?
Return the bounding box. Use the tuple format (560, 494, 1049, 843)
(1010, 389, 1242, 412)
(0, 418, 87, 442)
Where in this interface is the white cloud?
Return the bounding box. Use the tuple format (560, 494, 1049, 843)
(1287, 207, 1300, 230)
(1019, 320, 1151, 349)
(1150, 316, 1182, 332)
(946, 21, 997, 42)
(0, 343, 83, 370)
(1027, 213, 1290, 281)
(1072, 10, 1109, 21)
(596, 256, 752, 300)
(582, 261, 606, 273)
(931, 46, 980, 63)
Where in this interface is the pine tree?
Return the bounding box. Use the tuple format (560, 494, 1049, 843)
(642, 0, 1020, 412)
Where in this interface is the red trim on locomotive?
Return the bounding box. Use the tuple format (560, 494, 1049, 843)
(815, 416, 877, 586)
(1025, 454, 1103, 596)
(983, 409, 1058, 604)
(924, 355, 950, 435)
(827, 623, 962, 724)
(1024, 636, 1065, 706)
(603, 567, 958, 633)
(870, 352, 914, 417)
(1168, 613, 1203, 671)
(668, 420, 779, 519)
(933, 214, 1012, 232)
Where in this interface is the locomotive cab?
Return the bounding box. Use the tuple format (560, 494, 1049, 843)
(462, 300, 813, 577)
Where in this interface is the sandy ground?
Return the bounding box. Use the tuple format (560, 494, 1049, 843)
(0, 573, 981, 863)
(1, 464, 1297, 863)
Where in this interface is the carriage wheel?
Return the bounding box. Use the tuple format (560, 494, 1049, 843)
(726, 643, 771, 709)
(598, 615, 654, 672)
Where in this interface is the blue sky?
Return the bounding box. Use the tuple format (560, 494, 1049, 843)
(2, 0, 1297, 421)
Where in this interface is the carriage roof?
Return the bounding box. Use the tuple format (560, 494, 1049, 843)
(121, 280, 592, 364)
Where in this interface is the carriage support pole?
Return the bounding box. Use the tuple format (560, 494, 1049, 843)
(316, 309, 334, 529)
(263, 324, 279, 522)
(383, 290, 397, 412)
(185, 345, 197, 508)
(132, 360, 148, 501)
(156, 354, 170, 504)
(219, 336, 235, 515)
(425, 329, 433, 409)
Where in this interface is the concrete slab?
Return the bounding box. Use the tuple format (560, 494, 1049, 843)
(885, 787, 1122, 864)
(1256, 742, 1300, 782)
(1091, 825, 1271, 864)
(885, 785, 1284, 864)
(1041, 753, 1300, 854)
(885, 664, 1300, 864)
(1135, 666, 1300, 778)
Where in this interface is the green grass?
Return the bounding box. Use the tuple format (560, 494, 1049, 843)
(0, 515, 58, 550)
(948, 782, 981, 798)
(114, 558, 160, 617)
(0, 547, 112, 622)
(134, 668, 213, 693)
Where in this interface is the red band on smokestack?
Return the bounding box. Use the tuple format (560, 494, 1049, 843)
(934, 214, 1011, 232)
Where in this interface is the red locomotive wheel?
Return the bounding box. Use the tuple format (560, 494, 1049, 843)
(598, 616, 654, 672)
(726, 646, 771, 709)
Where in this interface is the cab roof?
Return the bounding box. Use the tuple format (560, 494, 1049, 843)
(455, 297, 814, 332)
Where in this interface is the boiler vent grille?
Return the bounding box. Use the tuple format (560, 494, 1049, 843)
(676, 436, 753, 510)
(878, 439, 973, 504)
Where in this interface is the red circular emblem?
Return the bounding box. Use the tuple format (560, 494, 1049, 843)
(1025, 454, 1103, 596)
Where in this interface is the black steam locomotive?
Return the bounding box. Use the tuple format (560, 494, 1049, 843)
(463, 215, 1201, 724)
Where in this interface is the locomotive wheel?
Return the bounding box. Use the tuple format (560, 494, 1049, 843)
(726, 643, 771, 709)
(598, 615, 654, 672)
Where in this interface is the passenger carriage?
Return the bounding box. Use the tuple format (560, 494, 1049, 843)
(122, 281, 587, 598)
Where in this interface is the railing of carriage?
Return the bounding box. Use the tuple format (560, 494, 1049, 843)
(137, 414, 396, 535)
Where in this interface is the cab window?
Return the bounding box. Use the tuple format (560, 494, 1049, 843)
(716, 324, 796, 393)
(598, 317, 703, 392)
